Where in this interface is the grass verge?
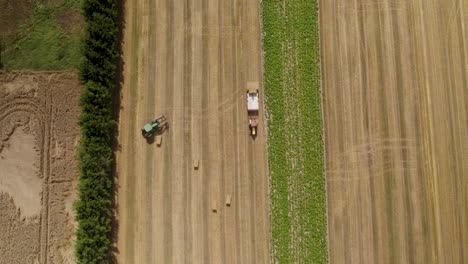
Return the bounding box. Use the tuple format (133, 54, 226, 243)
(0, 0, 82, 70)
(262, 0, 328, 263)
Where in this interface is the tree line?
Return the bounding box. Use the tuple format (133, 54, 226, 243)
(74, 0, 119, 263)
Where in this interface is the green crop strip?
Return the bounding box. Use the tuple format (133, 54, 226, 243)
(262, 0, 328, 263)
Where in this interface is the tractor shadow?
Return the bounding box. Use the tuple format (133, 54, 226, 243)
(144, 122, 169, 144)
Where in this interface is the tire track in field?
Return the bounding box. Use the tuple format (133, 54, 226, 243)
(133, 0, 149, 262)
(144, 0, 157, 262)
(222, 0, 238, 263)
(188, 1, 204, 262)
(134, 2, 152, 263)
(206, 1, 222, 262)
(151, 0, 170, 262)
(163, 0, 175, 262)
(231, 1, 243, 262)
(218, 1, 229, 263)
(183, 0, 193, 262)
(118, 0, 139, 261)
(200, 1, 210, 262)
(169, 0, 186, 262)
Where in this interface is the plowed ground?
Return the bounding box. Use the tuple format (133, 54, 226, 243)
(115, 0, 270, 263)
(320, 0, 467, 263)
(0, 71, 81, 264)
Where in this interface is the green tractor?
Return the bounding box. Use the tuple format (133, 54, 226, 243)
(141, 115, 167, 138)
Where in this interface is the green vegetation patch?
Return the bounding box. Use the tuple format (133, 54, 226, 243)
(74, 0, 119, 263)
(262, 0, 328, 263)
(0, 0, 82, 70)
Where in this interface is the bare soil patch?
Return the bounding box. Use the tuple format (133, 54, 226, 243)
(0, 0, 31, 37)
(0, 70, 81, 264)
(0, 129, 42, 218)
(320, 0, 467, 263)
(56, 6, 84, 34)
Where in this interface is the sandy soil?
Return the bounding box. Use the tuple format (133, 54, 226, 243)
(320, 0, 467, 263)
(0, 71, 81, 264)
(0, 129, 42, 218)
(115, 0, 270, 263)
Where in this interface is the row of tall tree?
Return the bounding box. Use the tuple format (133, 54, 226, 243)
(74, 0, 119, 263)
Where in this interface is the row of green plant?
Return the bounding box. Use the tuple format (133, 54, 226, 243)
(0, 0, 82, 70)
(262, 0, 328, 263)
(74, 0, 119, 263)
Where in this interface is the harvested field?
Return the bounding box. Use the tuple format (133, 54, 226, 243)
(0, 71, 81, 264)
(320, 0, 468, 263)
(115, 0, 270, 263)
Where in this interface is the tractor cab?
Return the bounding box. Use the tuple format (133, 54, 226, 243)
(249, 119, 257, 136)
(143, 123, 155, 133)
(141, 115, 166, 138)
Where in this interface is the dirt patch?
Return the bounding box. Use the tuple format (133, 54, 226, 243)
(0, 0, 31, 37)
(0, 128, 42, 218)
(56, 7, 84, 34)
(0, 193, 41, 264)
(0, 70, 81, 264)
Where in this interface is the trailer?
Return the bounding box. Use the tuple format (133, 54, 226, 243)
(246, 84, 259, 112)
(246, 82, 259, 136)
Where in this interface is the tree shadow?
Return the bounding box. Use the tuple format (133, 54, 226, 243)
(110, 0, 126, 263)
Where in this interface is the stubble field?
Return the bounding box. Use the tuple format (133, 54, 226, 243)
(115, 0, 270, 263)
(320, 0, 467, 263)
